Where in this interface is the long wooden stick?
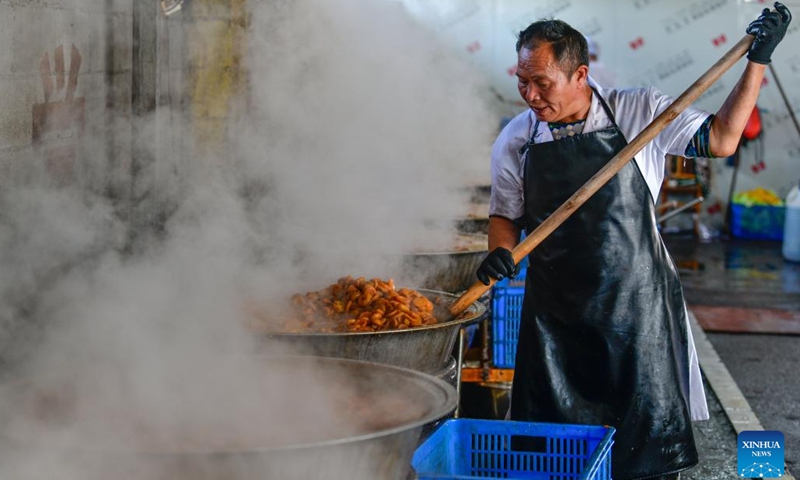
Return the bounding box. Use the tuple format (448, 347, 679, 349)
(448, 33, 755, 318)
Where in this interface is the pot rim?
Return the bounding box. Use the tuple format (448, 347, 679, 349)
(400, 232, 488, 256)
(4, 356, 458, 456)
(399, 248, 487, 257)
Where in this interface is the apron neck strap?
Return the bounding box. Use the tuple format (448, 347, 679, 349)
(592, 86, 618, 126)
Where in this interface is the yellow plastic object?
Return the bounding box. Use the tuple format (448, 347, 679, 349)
(733, 187, 785, 207)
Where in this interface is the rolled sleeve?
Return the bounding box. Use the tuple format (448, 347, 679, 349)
(610, 86, 712, 202)
(649, 87, 712, 157)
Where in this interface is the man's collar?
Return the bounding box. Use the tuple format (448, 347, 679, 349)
(527, 75, 609, 141)
(585, 75, 612, 132)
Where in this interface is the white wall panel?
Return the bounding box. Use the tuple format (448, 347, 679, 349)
(401, 0, 800, 222)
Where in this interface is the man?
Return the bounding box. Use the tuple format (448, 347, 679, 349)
(476, 5, 791, 480)
(585, 35, 617, 88)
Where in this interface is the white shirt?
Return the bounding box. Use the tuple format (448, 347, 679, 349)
(489, 77, 711, 220)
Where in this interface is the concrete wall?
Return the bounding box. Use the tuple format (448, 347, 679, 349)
(187, 0, 248, 159)
(0, 0, 248, 200)
(0, 0, 134, 194)
(0, 0, 251, 366)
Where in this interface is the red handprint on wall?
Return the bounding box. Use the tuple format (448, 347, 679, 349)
(32, 44, 85, 186)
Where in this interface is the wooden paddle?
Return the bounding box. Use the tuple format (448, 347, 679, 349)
(447, 32, 756, 319)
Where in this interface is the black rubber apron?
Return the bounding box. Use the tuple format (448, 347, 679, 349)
(510, 90, 698, 480)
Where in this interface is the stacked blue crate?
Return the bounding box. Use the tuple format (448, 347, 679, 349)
(490, 257, 526, 369)
(412, 418, 615, 480)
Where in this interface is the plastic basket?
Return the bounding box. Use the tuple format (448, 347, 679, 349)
(412, 419, 615, 480)
(491, 267, 526, 368)
(730, 204, 785, 240)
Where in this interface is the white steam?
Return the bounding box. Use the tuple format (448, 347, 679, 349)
(236, 0, 496, 284)
(0, 0, 497, 478)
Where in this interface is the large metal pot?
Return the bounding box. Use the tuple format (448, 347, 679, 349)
(399, 250, 486, 293)
(455, 217, 489, 234)
(262, 290, 486, 374)
(397, 234, 488, 293)
(430, 356, 457, 389)
(462, 184, 491, 204)
(419, 356, 458, 442)
(1, 356, 456, 480)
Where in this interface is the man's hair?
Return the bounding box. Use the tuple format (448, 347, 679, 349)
(516, 20, 589, 76)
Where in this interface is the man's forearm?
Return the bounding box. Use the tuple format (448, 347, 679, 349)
(488, 216, 522, 251)
(709, 61, 767, 157)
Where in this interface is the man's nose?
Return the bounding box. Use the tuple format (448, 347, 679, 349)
(524, 86, 539, 103)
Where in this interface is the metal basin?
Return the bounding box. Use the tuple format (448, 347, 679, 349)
(420, 356, 458, 442)
(455, 217, 489, 234)
(1, 356, 457, 480)
(398, 250, 486, 293)
(462, 184, 491, 204)
(262, 290, 486, 374)
(430, 356, 457, 389)
(396, 234, 488, 293)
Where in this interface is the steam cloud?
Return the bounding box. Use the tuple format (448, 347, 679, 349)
(237, 0, 497, 285)
(0, 0, 498, 478)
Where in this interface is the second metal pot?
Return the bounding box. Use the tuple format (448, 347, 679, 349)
(262, 290, 486, 374)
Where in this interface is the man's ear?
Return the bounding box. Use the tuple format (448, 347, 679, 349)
(573, 64, 590, 87)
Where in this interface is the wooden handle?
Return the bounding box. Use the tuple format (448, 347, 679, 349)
(448, 33, 754, 318)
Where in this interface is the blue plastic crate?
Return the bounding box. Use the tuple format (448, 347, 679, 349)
(730, 204, 785, 240)
(412, 419, 615, 480)
(491, 267, 526, 368)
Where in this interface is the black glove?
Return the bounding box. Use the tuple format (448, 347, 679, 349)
(746, 2, 792, 65)
(476, 247, 519, 286)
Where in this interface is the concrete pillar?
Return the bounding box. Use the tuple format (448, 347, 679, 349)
(130, 0, 160, 251)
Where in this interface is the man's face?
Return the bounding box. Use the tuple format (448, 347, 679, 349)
(516, 44, 588, 123)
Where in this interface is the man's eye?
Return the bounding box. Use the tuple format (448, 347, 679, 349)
(537, 83, 550, 90)
(518, 80, 528, 87)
